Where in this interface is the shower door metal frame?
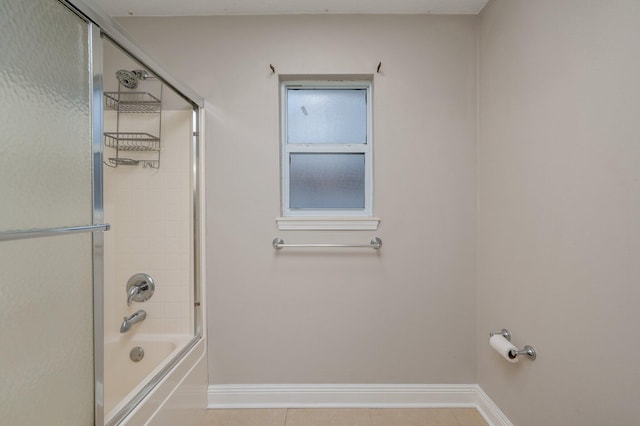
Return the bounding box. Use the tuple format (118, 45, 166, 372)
(61, 0, 204, 110)
(90, 20, 106, 426)
(59, 1, 206, 425)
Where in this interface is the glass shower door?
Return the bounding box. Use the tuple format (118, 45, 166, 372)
(0, 0, 98, 424)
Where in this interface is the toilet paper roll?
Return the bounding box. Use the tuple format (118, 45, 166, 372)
(490, 334, 519, 363)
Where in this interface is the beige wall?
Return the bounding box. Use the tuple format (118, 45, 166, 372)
(117, 5, 640, 422)
(478, 1, 640, 425)
(118, 15, 478, 384)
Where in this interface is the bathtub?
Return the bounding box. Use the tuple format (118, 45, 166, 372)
(104, 334, 193, 423)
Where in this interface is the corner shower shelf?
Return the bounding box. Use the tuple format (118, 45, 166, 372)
(104, 132, 160, 151)
(104, 91, 161, 113)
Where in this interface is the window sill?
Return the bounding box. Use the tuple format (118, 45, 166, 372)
(276, 217, 380, 231)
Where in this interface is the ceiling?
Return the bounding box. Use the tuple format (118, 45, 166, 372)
(95, 0, 489, 17)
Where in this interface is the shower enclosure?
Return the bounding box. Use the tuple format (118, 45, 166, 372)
(0, 1, 205, 425)
(101, 37, 203, 425)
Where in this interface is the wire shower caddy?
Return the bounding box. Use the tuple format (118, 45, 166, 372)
(104, 78, 162, 168)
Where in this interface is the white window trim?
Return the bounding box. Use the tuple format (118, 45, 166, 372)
(276, 216, 380, 231)
(279, 80, 375, 230)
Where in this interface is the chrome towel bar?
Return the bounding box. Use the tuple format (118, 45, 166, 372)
(0, 224, 111, 242)
(273, 236, 382, 250)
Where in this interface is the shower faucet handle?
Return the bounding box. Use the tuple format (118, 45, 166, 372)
(127, 285, 140, 306)
(126, 273, 155, 306)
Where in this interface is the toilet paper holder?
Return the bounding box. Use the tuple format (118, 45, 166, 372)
(489, 328, 537, 361)
(489, 328, 512, 341)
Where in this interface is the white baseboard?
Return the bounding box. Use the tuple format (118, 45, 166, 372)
(474, 386, 513, 426)
(208, 384, 512, 426)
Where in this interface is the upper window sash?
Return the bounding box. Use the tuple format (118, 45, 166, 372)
(286, 87, 368, 145)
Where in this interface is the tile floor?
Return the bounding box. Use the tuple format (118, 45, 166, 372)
(198, 408, 488, 426)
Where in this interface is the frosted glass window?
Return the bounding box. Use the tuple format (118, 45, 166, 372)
(290, 154, 365, 209)
(281, 81, 372, 217)
(287, 89, 367, 144)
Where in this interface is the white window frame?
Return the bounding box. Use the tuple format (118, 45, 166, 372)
(280, 80, 374, 226)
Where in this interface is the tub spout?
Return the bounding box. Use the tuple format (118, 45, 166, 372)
(120, 310, 147, 333)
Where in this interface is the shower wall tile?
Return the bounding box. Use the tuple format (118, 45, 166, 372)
(104, 110, 193, 337)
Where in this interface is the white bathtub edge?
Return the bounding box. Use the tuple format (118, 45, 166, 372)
(119, 337, 207, 426)
(104, 334, 193, 421)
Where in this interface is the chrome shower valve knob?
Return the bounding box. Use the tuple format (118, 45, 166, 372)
(126, 273, 155, 306)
